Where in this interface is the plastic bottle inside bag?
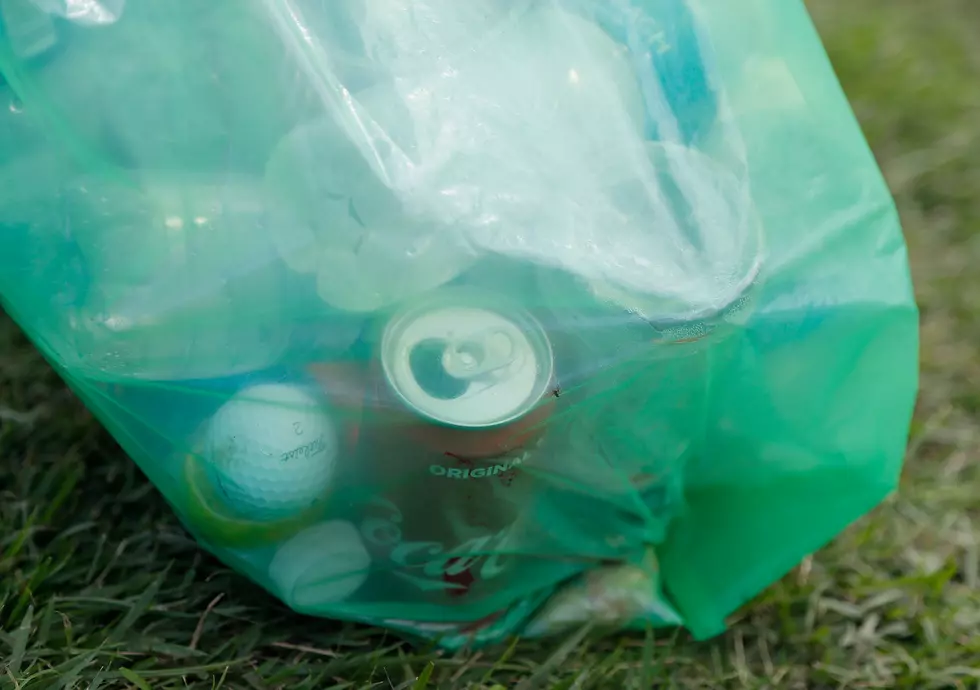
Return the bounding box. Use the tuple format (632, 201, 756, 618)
(65, 173, 338, 381)
(264, 81, 481, 315)
(262, 2, 685, 315)
(267, 0, 760, 314)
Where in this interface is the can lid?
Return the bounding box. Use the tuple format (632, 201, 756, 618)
(382, 292, 553, 428)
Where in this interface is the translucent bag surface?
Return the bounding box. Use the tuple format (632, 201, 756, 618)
(0, 0, 918, 647)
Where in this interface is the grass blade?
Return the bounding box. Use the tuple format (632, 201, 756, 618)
(411, 661, 436, 689)
(119, 667, 153, 690)
(514, 624, 593, 690)
(8, 604, 33, 676)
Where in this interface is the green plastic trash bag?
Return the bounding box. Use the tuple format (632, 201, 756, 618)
(0, 0, 918, 649)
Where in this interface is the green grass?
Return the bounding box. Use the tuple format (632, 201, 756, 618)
(2, 0, 979, 687)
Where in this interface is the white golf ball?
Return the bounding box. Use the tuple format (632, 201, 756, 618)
(268, 520, 371, 609)
(203, 384, 338, 521)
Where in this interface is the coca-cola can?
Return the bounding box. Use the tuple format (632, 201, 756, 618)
(356, 288, 556, 609)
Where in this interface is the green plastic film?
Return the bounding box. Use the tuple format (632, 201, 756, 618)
(0, 0, 917, 649)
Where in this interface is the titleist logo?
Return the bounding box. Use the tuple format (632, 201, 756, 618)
(280, 434, 329, 463)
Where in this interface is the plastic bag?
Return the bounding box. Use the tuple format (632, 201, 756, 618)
(0, 0, 918, 648)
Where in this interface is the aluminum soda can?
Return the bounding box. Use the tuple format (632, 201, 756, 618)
(380, 290, 556, 458)
(356, 288, 556, 608)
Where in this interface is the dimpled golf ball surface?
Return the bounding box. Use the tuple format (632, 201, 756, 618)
(268, 520, 371, 609)
(204, 384, 337, 521)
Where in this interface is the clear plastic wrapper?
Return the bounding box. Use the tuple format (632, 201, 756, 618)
(0, 0, 918, 647)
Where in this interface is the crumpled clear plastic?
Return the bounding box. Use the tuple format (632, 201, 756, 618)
(262, 0, 761, 323)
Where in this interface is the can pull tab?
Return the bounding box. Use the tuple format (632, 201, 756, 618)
(442, 328, 519, 381)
